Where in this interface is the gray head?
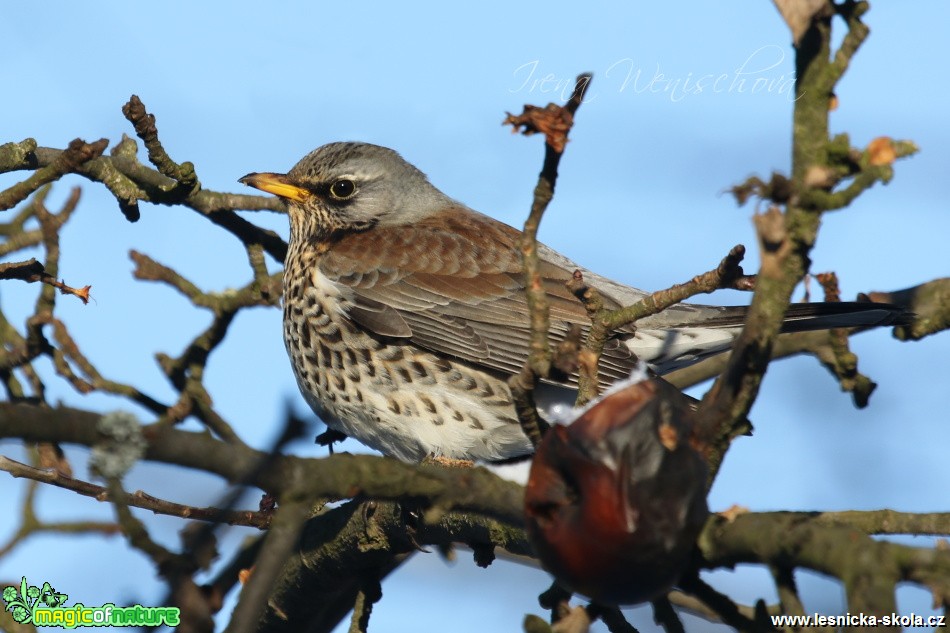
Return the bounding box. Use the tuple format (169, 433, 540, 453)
(240, 142, 455, 239)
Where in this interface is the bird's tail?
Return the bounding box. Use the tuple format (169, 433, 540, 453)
(706, 301, 913, 333)
(632, 301, 910, 374)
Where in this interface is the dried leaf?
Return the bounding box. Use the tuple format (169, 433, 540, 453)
(503, 104, 573, 152)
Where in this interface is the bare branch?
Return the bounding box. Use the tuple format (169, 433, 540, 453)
(0, 456, 271, 529)
(567, 245, 749, 406)
(0, 402, 527, 527)
(0, 138, 107, 211)
(0, 258, 91, 304)
(507, 72, 593, 448)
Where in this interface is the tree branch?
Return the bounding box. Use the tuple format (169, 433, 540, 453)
(507, 72, 592, 447)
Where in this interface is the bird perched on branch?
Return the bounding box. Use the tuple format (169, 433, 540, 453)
(240, 142, 906, 463)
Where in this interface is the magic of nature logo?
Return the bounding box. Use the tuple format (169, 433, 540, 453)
(3, 576, 180, 628)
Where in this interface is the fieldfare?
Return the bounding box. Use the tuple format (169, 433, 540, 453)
(240, 142, 904, 462)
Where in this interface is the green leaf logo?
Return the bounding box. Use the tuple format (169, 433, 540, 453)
(2, 576, 68, 624)
(2, 577, 34, 624)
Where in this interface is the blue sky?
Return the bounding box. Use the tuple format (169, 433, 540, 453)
(2, 2, 949, 631)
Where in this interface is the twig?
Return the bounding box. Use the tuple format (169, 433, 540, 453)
(650, 598, 684, 633)
(0, 259, 91, 304)
(810, 272, 875, 406)
(0, 125, 287, 258)
(507, 72, 592, 447)
(665, 590, 782, 625)
(224, 499, 310, 633)
(347, 577, 382, 633)
(23, 312, 170, 413)
(770, 564, 806, 618)
(105, 477, 178, 567)
(0, 475, 120, 559)
(677, 574, 755, 631)
(122, 95, 198, 192)
(567, 245, 749, 405)
(0, 455, 271, 529)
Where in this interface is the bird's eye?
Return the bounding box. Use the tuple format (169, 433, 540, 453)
(329, 179, 357, 200)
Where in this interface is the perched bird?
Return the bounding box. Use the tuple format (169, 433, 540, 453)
(240, 142, 905, 463)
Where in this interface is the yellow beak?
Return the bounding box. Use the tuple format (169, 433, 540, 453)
(239, 172, 310, 203)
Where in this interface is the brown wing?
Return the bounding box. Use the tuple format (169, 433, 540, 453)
(320, 207, 637, 385)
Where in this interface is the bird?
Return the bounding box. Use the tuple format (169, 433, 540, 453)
(240, 142, 906, 463)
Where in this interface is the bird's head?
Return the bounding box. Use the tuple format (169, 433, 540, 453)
(240, 142, 454, 240)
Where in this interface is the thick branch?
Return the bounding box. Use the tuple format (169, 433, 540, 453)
(869, 278, 950, 341)
(0, 402, 526, 527)
(697, 511, 950, 614)
(696, 6, 909, 486)
(0, 138, 107, 211)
